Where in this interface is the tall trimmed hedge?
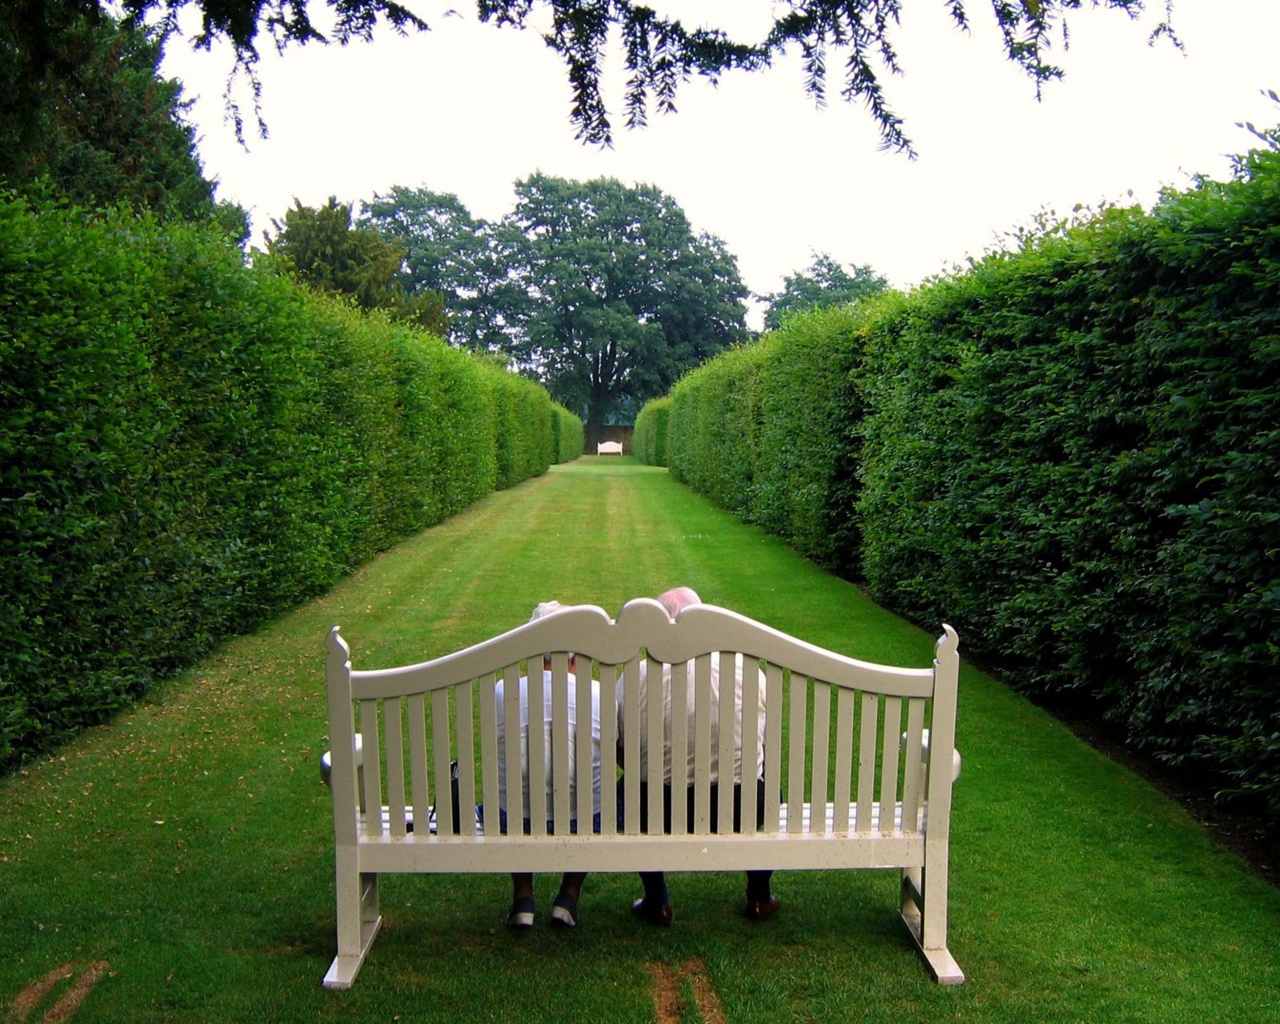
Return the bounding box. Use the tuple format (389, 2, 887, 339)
(661, 307, 872, 578)
(0, 193, 580, 770)
(644, 150, 1280, 815)
(632, 395, 672, 466)
(551, 404, 585, 463)
(668, 343, 768, 515)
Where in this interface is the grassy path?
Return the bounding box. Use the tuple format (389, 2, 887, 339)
(2, 459, 1277, 1022)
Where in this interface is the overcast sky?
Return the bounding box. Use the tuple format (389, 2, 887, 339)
(162, 1, 1280, 328)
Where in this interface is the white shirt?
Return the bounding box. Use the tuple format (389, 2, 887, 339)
(495, 670, 602, 819)
(617, 654, 767, 787)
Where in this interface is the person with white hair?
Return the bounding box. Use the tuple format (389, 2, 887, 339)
(619, 586, 778, 926)
(490, 601, 602, 930)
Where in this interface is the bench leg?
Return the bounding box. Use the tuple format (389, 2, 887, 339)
(900, 865, 964, 985)
(324, 847, 382, 989)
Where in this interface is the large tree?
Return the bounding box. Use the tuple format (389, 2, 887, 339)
(359, 186, 526, 352)
(762, 252, 888, 331)
(504, 174, 748, 439)
(7, 2, 1175, 154)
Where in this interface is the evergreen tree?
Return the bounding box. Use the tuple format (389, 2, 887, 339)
(266, 196, 450, 334)
(1, 10, 245, 234)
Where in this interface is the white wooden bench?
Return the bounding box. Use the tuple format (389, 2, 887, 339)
(596, 440, 624, 455)
(322, 600, 963, 988)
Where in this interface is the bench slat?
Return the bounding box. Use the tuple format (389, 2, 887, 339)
(716, 651, 735, 831)
(645, 655, 665, 833)
(621, 657, 641, 835)
(901, 697, 926, 827)
(385, 698, 407, 837)
(811, 680, 832, 834)
(762, 663, 783, 831)
(856, 692, 879, 833)
(880, 697, 902, 812)
(501, 664, 525, 831)
(408, 693, 428, 835)
(478, 673, 499, 832)
(455, 681, 475, 836)
(598, 664, 619, 836)
(740, 656, 760, 835)
(575, 664, 594, 829)
(668, 659, 688, 835)
(551, 653, 572, 830)
(692, 653, 713, 833)
(428, 689, 450, 834)
(786, 675, 807, 834)
(360, 698, 383, 837)
(526, 660, 547, 836)
(833, 686, 854, 833)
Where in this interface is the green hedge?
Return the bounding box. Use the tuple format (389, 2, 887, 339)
(648, 151, 1280, 816)
(859, 172, 1280, 813)
(750, 304, 873, 578)
(657, 306, 872, 577)
(668, 343, 768, 515)
(551, 404, 585, 463)
(631, 395, 671, 466)
(0, 193, 576, 770)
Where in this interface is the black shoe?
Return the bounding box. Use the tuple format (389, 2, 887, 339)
(745, 895, 781, 922)
(631, 897, 673, 927)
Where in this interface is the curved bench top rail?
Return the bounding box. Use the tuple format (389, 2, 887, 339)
(332, 599, 949, 702)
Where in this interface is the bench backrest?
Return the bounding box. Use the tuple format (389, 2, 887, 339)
(326, 600, 959, 844)
(596, 441, 623, 454)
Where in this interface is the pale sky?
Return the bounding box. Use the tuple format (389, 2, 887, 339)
(161, 1, 1280, 329)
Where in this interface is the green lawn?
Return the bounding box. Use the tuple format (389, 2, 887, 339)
(2, 458, 1276, 1022)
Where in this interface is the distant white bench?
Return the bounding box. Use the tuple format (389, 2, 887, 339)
(596, 440, 624, 455)
(321, 600, 964, 988)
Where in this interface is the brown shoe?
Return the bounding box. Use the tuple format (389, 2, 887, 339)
(632, 897, 673, 927)
(745, 895, 781, 922)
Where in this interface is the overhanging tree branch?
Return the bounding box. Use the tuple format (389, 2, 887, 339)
(10, 1, 1178, 152)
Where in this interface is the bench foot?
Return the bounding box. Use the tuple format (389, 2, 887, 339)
(323, 913, 383, 990)
(900, 905, 964, 985)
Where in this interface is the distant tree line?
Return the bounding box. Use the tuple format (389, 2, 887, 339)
(271, 184, 901, 439)
(266, 179, 753, 442)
